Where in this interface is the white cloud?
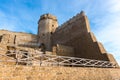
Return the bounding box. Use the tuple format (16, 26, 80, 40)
(107, 0, 120, 13)
(91, 0, 120, 65)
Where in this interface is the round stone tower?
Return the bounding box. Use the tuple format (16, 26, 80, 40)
(37, 14, 58, 51)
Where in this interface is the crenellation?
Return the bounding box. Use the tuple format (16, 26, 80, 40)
(39, 13, 57, 21)
(80, 10, 85, 16)
(56, 11, 85, 33)
(68, 18, 72, 25)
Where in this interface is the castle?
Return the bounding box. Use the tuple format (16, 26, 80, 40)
(0, 11, 118, 64)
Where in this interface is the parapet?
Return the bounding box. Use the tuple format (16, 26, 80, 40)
(38, 13, 57, 24)
(55, 11, 86, 32)
(80, 10, 85, 16)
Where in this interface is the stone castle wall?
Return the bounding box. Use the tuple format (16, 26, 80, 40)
(52, 11, 117, 63)
(0, 30, 38, 47)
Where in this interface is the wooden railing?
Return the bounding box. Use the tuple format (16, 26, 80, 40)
(0, 49, 118, 68)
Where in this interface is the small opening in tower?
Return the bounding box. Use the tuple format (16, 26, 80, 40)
(42, 34, 45, 36)
(52, 25, 54, 27)
(0, 36, 2, 42)
(51, 32, 53, 35)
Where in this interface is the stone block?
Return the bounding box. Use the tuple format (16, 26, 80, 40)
(55, 44, 74, 57)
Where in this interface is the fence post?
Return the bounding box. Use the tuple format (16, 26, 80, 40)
(58, 56, 60, 67)
(40, 52, 43, 66)
(15, 50, 18, 65)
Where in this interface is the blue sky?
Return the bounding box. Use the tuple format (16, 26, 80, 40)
(0, 0, 120, 64)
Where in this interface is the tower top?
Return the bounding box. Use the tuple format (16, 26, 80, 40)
(38, 13, 57, 24)
(40, 13, 57, 21)
(80, 11, 85, 16)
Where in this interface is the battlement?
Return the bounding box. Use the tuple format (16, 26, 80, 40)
(56, 11, 85, 32)
(38, 13, 57, 23)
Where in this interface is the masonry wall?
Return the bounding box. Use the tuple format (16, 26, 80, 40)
(0, 30, 38, 47)
(0, 65, 120, 80)
(52, 12, 117, 63)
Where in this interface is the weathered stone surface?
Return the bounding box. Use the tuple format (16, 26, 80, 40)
(50, 11, 117, 64)
(0, 65, 120, 80)
(38, 14, 58, 51)
(53, 44, 74, 56)
(0, 30, 38, 47)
